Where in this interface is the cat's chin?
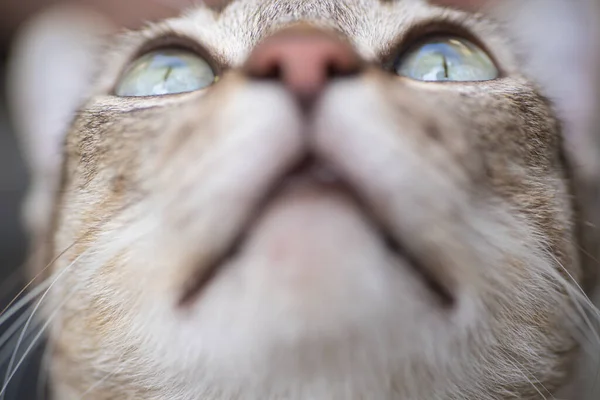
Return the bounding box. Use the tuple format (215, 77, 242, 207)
(180, 155, 454, 309)
(148, 216, 456, 399)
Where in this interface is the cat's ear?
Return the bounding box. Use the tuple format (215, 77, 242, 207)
(7, 3, 115, 268)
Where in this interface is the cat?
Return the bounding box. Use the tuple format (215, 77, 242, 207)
(5, 0, 600, 398)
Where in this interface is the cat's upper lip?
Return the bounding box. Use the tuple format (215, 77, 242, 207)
(178, 154, 455, 308)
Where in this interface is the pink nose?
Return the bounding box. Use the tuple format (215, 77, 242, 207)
(244, 26, 363, 102)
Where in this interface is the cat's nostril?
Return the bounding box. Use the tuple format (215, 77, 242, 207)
(256, 59, 282, 81)
(244, 26, 363, 103)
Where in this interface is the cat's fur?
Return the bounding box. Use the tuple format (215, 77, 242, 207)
(7, 0, 600, 399)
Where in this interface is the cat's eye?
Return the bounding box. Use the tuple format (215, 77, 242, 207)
(395, 36, 498, 82)
(115, 49, 216, 97)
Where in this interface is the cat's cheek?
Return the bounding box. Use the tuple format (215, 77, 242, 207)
(312, 73, 576, 328)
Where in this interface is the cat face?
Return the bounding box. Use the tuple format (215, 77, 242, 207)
(13, 0, 596, 398)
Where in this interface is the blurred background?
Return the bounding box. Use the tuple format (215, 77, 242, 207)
(0, 0, 35, 308)
(0, 3, 48, 398)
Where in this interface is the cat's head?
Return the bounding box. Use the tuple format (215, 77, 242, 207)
(7, 0, 600, 398)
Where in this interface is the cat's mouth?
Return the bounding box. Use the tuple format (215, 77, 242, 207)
(179, 156, 455, 308)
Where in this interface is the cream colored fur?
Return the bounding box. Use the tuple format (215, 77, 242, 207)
(6, 0, 600, 399)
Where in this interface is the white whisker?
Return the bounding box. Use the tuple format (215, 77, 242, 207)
(537, 248, 600, 399)
(0, 291, 74, 397)
(546, 252, 600, 341)
(37, 331, 54, 400)
(0, 270, 25, 305)
(0, 303, 39, 357)
(0, 252, 86, 400)
(0, 281, 50, 332)
(0, 241, 79, 321)
(0, 315, 44, 370)
(502, 351, 552, 399)
(77, 354, 125, 399)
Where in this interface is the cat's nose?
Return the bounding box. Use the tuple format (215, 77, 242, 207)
(244, 26, 363, 103)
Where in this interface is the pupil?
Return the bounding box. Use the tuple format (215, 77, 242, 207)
(441, 55, 449, 78)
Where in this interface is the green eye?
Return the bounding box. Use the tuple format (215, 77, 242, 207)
(115, 49, 216, 97)
(395, 37, 498, 82)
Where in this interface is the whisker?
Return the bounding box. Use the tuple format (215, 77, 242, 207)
(501, 351, 552, 399)
(1, 331, 44, 400)
(0, 316, 45, 400)
(539, 267, 600, 354)
(550, 274, 600, 347)
(546, 253, 600, 337)
(0, 281, 51, 332)
(37, 334, 53, 400)
(1, 252, 85, 400)
(576, 244, 600, 268)
(0, 321, 45, 373)
(0, 292, 74, 398)
(0, 303, 39, 357)
(0, 241, 78, 318)
(539, 249, 600, 399)
(534, 238, 600, 320)
(0, 270, 26, 305)
(77, 354, 125, 399)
